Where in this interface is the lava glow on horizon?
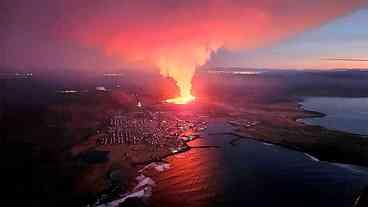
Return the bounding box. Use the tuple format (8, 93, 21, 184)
(166, 94, 196, 105)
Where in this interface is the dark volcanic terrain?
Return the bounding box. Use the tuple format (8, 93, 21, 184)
(1, 69, 368, 206)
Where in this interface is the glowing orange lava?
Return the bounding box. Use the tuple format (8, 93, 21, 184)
(165, 83, 197, 104)
(166, 82, 195, 104)
(166, 94, 195, 105)
(159, 58, 199, 105)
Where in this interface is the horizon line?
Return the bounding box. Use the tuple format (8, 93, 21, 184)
(322, 58, 368, 62)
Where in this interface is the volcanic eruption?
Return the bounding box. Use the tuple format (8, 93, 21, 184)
(157, 45, 216, 104)
(16, 0, 364, 104)
(66, 1, 365, 103)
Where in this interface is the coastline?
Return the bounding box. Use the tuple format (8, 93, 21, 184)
(65, 96, 368, 206)
(84, 119, 206, 207)
(297, 97, 368, 137)
(228, 97, 368, 168)
(296, 97, 327, 120)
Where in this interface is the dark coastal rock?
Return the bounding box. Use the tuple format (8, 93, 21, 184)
(119, 197, 149, 207)
(355, 187, 368, 207)
(75, 150, 110, 164)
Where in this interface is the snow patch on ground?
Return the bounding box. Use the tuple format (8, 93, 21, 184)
(96, 174, 155, 207)
(96, 162, 171, 207)
(304, 153, 320, 162)
(138, 162, 171, 173)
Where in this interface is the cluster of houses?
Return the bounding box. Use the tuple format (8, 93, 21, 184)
(96, 111, 208, 148)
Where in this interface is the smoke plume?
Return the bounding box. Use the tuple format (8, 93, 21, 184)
(1, 0, 367, 101)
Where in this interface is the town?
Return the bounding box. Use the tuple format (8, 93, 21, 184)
(96, 107, 208, 153)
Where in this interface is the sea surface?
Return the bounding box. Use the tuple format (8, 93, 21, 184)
(300, 97, 368, 135)
(149, 119, 368, 207)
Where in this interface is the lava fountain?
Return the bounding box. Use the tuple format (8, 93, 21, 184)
(163, 66, 196, 104)
(157, 46, 216, 105)
(165, 85, 196, 105)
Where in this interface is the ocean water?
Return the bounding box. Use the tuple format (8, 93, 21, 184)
(150, 119, 368, 207)
(301, 97, 368, 135)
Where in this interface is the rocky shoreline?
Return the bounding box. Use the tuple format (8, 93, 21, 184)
(87, 137, 201, 207)
(77, 111, 208, 207)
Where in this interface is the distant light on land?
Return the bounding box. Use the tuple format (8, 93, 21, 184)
(232, 71, 264, 75)
(0, 72, 33, 79)
(322, 58, 368, 62)
(96, 86, 107, 91)
(208, 70, 264, 75)
(16, 73, 33, 77)
(103, 73, 125, 77)
(58, 90, 79, 94)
